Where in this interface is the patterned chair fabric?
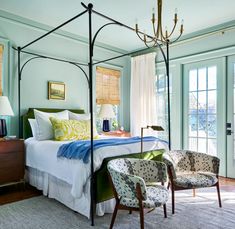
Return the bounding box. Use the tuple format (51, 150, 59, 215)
(162, 150, 222, 214)
(163, 150, 220, 188)
(107, 158, 169, 207)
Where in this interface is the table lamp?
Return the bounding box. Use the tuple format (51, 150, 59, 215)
(0, 96, 14, 138)
(98, 104, 115, 132)
(141, 125, 164, 155)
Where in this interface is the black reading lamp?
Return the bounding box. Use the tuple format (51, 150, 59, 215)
(0, 96, 14, 138)
(140, 125, 164, 155)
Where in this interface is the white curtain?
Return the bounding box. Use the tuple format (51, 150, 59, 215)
(130, 52, 157, 137)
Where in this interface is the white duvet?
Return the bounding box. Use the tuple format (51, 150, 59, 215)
(25, 136, 167, 198)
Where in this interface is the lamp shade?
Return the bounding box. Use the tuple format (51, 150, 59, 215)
(98, 104, 115, 119)
(0, 96, 14, 116)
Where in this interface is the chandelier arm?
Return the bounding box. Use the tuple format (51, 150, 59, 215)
(136, 31, 156, 44)
(136, 32, 148, 42)
(169, 32, 183, 44)
(167, 22, 177, 38)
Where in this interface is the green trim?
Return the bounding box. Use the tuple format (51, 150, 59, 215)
(0, 9, 127, 55)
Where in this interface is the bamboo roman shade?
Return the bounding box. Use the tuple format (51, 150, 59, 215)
(0, 45, 3, 96)
(96, 66, 120, 105)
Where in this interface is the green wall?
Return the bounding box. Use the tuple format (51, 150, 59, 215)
(0, 10, 131, 136)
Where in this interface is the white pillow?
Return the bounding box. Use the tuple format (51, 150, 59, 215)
(68, 111, 98, 136)
(34, 109, 69, 140)
(69, 111, 90, 121)
(28, 119, 38, 138)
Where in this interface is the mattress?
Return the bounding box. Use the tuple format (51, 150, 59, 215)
(25, 136, 168, 217)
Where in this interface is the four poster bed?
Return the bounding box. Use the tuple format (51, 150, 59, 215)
(14, 2, 172, 226)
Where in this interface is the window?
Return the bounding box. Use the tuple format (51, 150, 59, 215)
(155, 73, 172, 141)
(96, 66, 121, 132)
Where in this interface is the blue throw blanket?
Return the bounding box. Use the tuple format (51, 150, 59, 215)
(57, 136, 167, 163)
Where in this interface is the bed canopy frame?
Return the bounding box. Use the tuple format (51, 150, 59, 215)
(13, 2, 172, 226)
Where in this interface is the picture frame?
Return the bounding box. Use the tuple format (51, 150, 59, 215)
(48, 81, 65, 100)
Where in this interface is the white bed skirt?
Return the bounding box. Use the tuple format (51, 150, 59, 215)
(26, 167, 115, 218)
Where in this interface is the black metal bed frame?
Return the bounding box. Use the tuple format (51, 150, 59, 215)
(13, 2, 171, 226)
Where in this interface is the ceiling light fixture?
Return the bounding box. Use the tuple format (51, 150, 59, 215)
(135, 0, 184, 47)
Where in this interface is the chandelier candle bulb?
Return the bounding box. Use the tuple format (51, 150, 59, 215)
(174, 13, 178, 23)
(152, 8, 155, 23)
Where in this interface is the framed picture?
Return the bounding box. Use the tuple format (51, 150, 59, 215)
(48, 81, 65, 100)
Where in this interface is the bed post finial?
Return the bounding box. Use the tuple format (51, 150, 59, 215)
(88, 3, 93, 9)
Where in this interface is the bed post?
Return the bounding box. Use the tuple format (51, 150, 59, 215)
(166, 40, 171, 150)
(17, 47, 22, 138)
(88, 3, 95, 226)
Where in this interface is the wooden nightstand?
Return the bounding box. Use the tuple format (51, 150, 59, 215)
(101, 130, 131, 137)
(0, 139, 25, 187)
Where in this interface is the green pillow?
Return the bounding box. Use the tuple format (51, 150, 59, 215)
(49, 117, 99, 141)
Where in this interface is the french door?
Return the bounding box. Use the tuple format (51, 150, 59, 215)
(227, 55, 235, 178)
(183, 58, 226, 176)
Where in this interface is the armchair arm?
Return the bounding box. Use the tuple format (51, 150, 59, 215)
(132, 160, 167, 183)
(108, 167, 147, 200)
(162, 152, 177, 179)
(194, 152, 220, 174)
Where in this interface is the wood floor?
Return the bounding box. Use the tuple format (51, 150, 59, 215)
(0, 177, 234, 206)
(0, 183, 42, 205)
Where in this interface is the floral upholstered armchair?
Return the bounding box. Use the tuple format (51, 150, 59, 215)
(163, 150, 222, 214)
(107, 158, 169, 229)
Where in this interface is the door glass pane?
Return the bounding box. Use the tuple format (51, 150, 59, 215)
(198, 91, 207, 114)
(198, 68, 207, 91)
(187, 65, 217, 155)
(189, 69, 197, 91)
(189, 137, 197, 151)
(189, 92, 197, 113)
(207, 115, 216, 138)
(208, 91, 216, 114)
(189, 115, 197, 137)
(208, 138, 217, 156)
(198, 114, 206, 137)
(208, 66, 217, 90)
(198, 138, 207, 153)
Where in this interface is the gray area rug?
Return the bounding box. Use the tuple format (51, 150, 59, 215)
(0, 189, 234, 229)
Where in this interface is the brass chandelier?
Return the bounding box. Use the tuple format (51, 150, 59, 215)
(135, 0, 184, 47)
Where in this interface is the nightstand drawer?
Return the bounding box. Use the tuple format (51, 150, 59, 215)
(0, 140, 24, 154)
(0, 139, 25, 186)
(0, 150, 24, 184)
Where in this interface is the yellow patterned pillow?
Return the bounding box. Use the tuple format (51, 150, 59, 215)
(49, 117, 99, 141)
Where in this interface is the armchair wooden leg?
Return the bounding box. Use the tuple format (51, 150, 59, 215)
(139, 201, 144, 229)
(109, 202, 119, 229)
(163, 204, 167, 218)
(193, 188, 196, 197)
(171, 187, 175, 214)
(167, 182, 170, 190)
(129, 210, 132, 214)
(216, 182, 222, 208)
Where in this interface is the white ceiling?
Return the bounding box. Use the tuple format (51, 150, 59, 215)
(1, 0, 235, 52)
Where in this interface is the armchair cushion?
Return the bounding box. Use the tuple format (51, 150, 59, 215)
(120, 185, 169, 208)
(174, 173, 218, 188)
